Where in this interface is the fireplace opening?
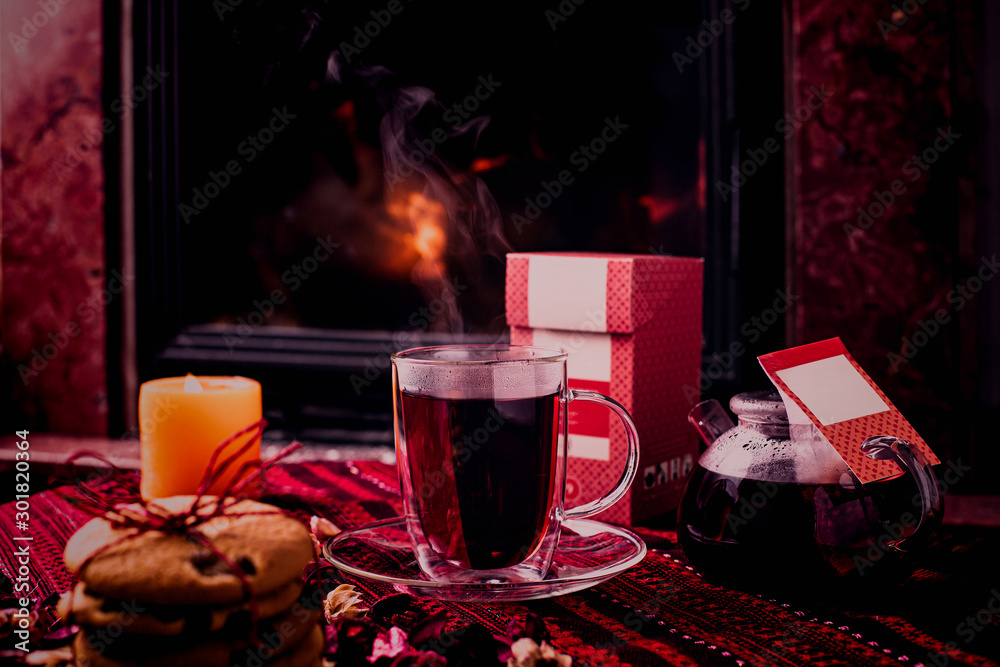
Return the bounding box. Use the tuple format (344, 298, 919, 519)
(133, 0, 786, 448)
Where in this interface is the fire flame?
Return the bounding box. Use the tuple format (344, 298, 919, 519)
(638, 194, 682, 226)
(470, 155, 512, 173)
(388, 191, 448, 281)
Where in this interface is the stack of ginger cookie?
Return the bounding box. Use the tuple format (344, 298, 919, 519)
(57, 495, 323, 667)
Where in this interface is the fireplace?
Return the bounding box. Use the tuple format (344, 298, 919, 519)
(132, 0, 786, 448)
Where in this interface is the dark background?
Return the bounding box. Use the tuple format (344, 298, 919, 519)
(2, 0, 995, 491)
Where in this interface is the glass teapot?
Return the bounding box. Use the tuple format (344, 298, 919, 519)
(676, 391, 943, 590)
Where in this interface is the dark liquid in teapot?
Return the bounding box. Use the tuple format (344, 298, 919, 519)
(677, 464, 930, 590)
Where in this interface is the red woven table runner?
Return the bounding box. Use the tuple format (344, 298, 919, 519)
(1, 460, 998, 666)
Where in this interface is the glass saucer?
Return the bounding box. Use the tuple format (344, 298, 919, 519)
(322, 517, 646, 602)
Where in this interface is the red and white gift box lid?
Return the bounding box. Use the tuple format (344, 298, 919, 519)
(505, 252, 704, 333)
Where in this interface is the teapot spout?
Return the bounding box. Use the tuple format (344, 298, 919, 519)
(688, 399, 736, 448)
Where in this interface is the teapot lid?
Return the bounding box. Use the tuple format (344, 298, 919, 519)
(730, 390, 787, 423)
(699, 389, 852, 484)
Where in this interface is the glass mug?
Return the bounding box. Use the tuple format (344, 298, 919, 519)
(391, 345, 640, 584)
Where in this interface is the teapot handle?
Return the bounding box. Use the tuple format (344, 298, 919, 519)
(860, 436, 943, 553)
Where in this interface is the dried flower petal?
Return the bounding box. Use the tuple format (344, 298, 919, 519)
(310, 516, 342, 556)
(311, 515, 341, 538)
(507, 638, 572, 667)
(325, 584, 368, 621)
(369, 626, 409, 662)
(24, 646, 74, 666)
(0, 605, 43, 644)
(329, 616, 378, 665)
(506, 613, 550, 645)
(371, 594, 424, 630)
(407, 610, 449, 648)
(390, 649, 448, 666)
(441, 622, 503, 666)
(0, 609, 15, 641)
(325, 616, 378, 667)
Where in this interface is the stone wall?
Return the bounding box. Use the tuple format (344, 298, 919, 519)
(787, 0, 979, 462)
(1, 0, 108, 434)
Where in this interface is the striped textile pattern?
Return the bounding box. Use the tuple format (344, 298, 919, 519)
(0, 461, 997, 666)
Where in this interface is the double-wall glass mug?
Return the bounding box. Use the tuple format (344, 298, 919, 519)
(391, 345, 640, 584)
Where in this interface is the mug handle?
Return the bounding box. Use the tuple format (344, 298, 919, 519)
(563, 389, 640, 520)
(860, 435, 943, 552)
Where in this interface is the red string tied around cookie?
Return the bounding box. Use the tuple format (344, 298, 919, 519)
(56, 419, 300, 645)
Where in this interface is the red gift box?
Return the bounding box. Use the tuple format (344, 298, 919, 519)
(505, 252, 704, 525)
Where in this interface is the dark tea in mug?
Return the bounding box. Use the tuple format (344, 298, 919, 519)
(392, 344, 640, 584)
(399, 391, 559, 569)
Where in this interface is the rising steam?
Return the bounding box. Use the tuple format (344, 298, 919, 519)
(327, 53, 511, 334)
